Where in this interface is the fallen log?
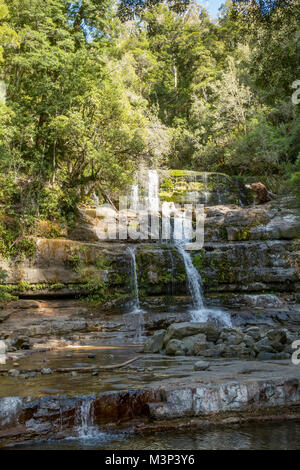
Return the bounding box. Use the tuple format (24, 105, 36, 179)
(0, 356, 141, 374)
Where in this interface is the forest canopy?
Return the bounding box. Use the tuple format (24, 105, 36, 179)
(0, 0, 299, 239)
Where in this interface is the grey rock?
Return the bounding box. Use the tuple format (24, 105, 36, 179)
(245, 327, 262, 342)
(182, 334, 209, 356)
(224, 334, 243, 346)
(201, 349, 221, 358)
(164, 322, 220, 346)
(144, 329, 166, 354)
(257, 352, 275, 360)
(270, 341, 285, 353)
(165, 339, 185, 356)
(253, 338, 274, 354)
(41, 368, 53, 375)
(8, 369, 20, 377)
(194, 361, 210, 371)
(266, 329, 287, 345)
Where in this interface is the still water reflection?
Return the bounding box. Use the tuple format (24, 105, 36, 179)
(6, 420, 300, 450)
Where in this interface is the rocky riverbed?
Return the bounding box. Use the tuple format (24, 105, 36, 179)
(144, 321, 297, 360)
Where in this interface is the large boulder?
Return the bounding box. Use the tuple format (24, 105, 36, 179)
(250, 215, 300, 240)
(144, 329, 166, 353)
(181, 334, 209, 356)
(163, 322, 220, 346)
(165, 339, 186, 356)
(265, 328, 287, 344)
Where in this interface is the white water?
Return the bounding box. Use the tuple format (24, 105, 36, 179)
(148, 169, 160, 213)
(76, 399, 98, 439)
(128, 246, 141, 312)
(127, 246, 144, 343)
(0, 397, 23, 426)
(175, 241, 232, 327)
(175, 241, 207, 322)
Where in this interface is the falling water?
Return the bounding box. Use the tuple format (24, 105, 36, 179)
(0, 397, 23, 427)
(76, 399, 97, 439)
(175, 241, 207, 322)
(148, 169, 160, 213)
(175, 241, 232, 327)
(127, 246, 144, 343)
(128, 246, 141, 312)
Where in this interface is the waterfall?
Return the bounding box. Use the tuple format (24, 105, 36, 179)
(76, 399, 97, 438)
(148, 169, 159, 213)
(175, 241, 232, 327)
(128, 246, 141, 312)
(127, 246, 144, 343)
(0, 397, 23, 427)
(175, 241, 207, 322)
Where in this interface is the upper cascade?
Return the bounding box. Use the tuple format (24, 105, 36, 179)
(128, 169, 251, 208)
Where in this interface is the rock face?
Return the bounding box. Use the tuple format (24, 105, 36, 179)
(150, 377, 300, 419)
(0, 177, 299, 317)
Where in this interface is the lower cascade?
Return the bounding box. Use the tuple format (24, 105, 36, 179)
(175, 241, 232, 327)
(76, 399, 97, 439)
(126, 246, 145, 343)
(127, 246, 141, 314)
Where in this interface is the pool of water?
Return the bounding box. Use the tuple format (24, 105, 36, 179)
(6, 420, 300, 450)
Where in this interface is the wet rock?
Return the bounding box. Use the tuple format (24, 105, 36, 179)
(245, 327, 261, 342)
(223, 333, 243, 346)
(165, 339, 185, 356)
(182, 334, 208, 356)
(26, 372, 37, 378)
(266, 329, 287, 344)
(257, 352, 276, 360)
(253, 338, 274, 354)
(201, 349, 221, 358)
(270, 341, 285, 353)
(12, 335, 32, 350)
(41, 367, 53, 375)
(164, 322, 220, 346)
(144, 329, 166, 353)
(194, 361, 210, 371)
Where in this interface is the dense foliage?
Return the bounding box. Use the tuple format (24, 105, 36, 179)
(0, 0, 299, 246)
